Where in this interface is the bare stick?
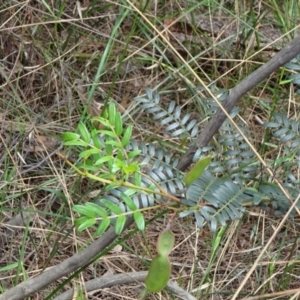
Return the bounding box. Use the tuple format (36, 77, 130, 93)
(54, 271, 197, 300)
(177, 36, 300, 171)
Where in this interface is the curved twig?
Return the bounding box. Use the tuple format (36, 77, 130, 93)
(54, 271, 197, 300)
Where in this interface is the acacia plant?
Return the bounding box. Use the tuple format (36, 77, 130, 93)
(62, 67, 300, 292)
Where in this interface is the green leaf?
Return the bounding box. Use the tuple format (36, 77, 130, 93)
(123, 188, 137, 197)
(77, 162, 100, 172)
(73, 205, 96, 218)
(64, 140, 89, 147)
(78, 218, 96, 231)
(0, 262, 18, 272)
(98, 130, 117, 138)
(140, 288, 148, 299)
(95, 156, 113, 165)
(108, 103, 116, 125)
(96, 218, 111, 235)
(123, 163, 139, 174)
(121, 193, 137, 211)
(74, 216, 88, 226)
(97, 172, 112, 179)
(157, 230, 175, 257)
(184, 157, 211, 186)
(62, 132, 80, 142)
(263, 142, 277, 148)
(101, 109, 108, 119)
(115, 215, 126, 234)
(105, 140, 123, 148)
(145, 255, 171, 292)
(85, 202, 108, 218)
(79, 148, 100, 159)
(113, 157, 123, 167)
(100, 199, 123, 214)
(116, 149, 125, 161)
(115, 113, 123, 135)
(134, 172, 142, 186)
(121, 126, 132, 146)
(106, 142, 113, 155)
(128, 149, 141, 159)
(91, 117, 110, 128)
(263, 122, 280, 128)
(115, 157, 125, 167)
(78, 122, 91, 143)
(133, 211, 145, 230)
(107, 159, 114, 173)
(111, 163, 121, 173)
(91, 131, 102, 148)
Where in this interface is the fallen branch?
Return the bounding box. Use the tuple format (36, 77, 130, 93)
(0, 218, 134, 300)
(54, 271, 197, 300)
(177, 35, 300, 171)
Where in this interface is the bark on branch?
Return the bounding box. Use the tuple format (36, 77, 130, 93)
(177, 36, 300, 171)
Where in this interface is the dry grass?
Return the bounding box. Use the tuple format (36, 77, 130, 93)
(1, 0, 300, 299)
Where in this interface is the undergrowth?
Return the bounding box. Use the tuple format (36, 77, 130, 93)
(0, 0, 300, 299)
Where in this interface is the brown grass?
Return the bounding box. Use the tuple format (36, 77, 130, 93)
(1, 0, 300, 299)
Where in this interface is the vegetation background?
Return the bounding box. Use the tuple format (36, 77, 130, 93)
(0, 0, 300, 299)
